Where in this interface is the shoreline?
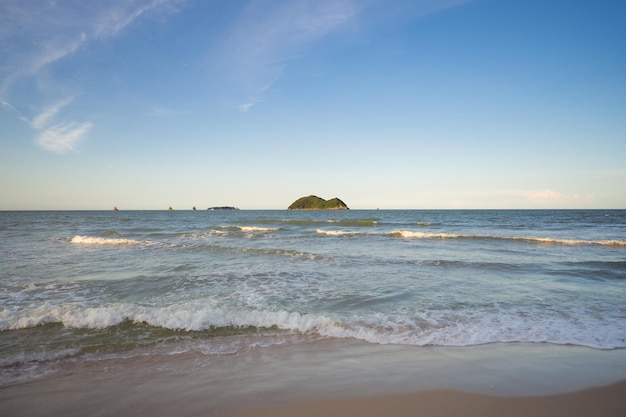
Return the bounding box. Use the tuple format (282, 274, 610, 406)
(2, 339, 626, 416)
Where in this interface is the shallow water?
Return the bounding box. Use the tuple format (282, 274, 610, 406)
(1, 209, 625, 385)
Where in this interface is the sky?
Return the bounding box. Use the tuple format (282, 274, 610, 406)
(1, 0, 625, 210)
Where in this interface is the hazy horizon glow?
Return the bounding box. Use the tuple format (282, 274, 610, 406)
(1, 0, 625, 210)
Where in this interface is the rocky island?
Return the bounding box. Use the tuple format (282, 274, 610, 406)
(288, 195, 349, 210)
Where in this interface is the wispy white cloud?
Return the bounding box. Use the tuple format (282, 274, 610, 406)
(94, 2, 155, 39)
(0, 0, 184, 152)
(28, 97, 91, 154)
(0, 0, 471, 119)
(36, 121, 93, 153)
(0, 1, 184, 96)
(215, 0, 359, 111)
(223, 1, 357, 65)
(215, 0, 471, 111)
(1, 98, 16, 110)
(238, 103, 255, 113)
(238, 94, 266, 112)
(31, 97, 75, 130)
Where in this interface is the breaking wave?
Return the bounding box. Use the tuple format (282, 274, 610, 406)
(389, 231, 626, 246)
(69, 235, 145, 245)
(316, 229, 362, 236)
(2, 302, 624, 350)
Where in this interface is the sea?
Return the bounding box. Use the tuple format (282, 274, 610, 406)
(1, 209, 625, 388)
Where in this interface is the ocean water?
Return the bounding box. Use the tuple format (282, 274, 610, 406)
(1, 209, 625, 385)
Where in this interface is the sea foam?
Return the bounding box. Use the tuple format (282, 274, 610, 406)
(389, 231, 626, 246)
(0, 303, 335, 334)
(316, 229, 361, 236)
(70, 235, 143, 245)
(238, 226, 279, 232)
(3, 301, 624, 350)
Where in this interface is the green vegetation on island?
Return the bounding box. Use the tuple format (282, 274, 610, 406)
(288, 195, 349, 210)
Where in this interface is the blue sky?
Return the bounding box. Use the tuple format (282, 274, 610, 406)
(1, 0, 625, 210)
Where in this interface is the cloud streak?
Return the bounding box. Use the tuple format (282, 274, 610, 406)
(0, 98, 18, 113)
(214, 0, 358, 110)
(36, 121, 93, 153)
(27, 97, 91, 154)
(0, 0, 184, 152)
(0, 0, 184, 95)
(31, 97, 76, 130)
(213, 0, 471, 111)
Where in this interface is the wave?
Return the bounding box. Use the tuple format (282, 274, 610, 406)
(219, 226, 280, 234)
(255, 218, 379, 227)
(388, 231, 626, 246)
(316, 229, 362, 236)
(230, 246, 327, 261)
(0, 303, 333, 334)
(326, 219, 379, 227)
(552, 261, 626, 281)
(2, 302, 624, 350)
(310, 227, 625, 247)
(69, 235, 145, 245)
(565, 260, 626, 268)
(236, 226, 279, 232)
(179, 230, 228, 239)
(177, 227, 280, 241)
(173, 241, 327, 261)
(317, 309, 626, 350)
(69, 230, 625, 248)
(513, 237, 626, 247)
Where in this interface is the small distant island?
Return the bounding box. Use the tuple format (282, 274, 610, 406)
(207, 206, 240, 210)
(288, 195, 349, 210)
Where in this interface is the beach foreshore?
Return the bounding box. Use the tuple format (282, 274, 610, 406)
(2, 338, 626, 417)
(225, 381, 626, 417)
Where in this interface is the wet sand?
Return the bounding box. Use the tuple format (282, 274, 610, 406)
(225, 381, 626, 417)
(2, 339, 626, 417)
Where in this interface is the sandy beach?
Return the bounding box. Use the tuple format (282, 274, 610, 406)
(225, 381, 626, 417)
(2, 339, 626, 417)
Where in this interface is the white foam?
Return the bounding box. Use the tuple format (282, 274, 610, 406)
(3, 301, 624, 349)
(179, 230, 227, 238)
(70, 235, 143, 245)
(389, 231, 626, 246)
(316, 309, 626, 350)
(0, 303, 334, 334)
(0, 304, 126, 330)
(238, 226, 279, 232)
(316, 229, 361, 236)
(514, 237, 626, 246)
(134, 305, 334, 333)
